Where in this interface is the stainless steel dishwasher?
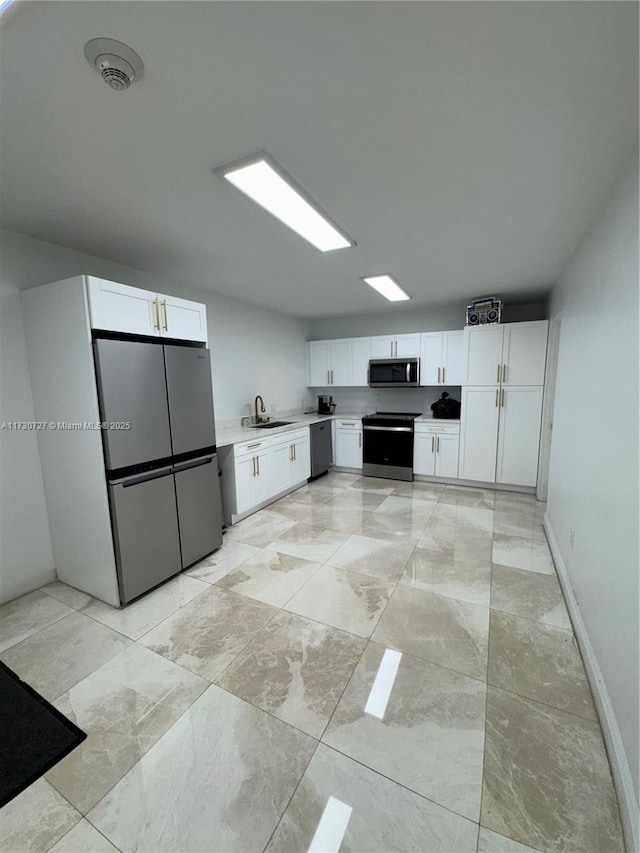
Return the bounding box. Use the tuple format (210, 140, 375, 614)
(310, 421, 333, 479)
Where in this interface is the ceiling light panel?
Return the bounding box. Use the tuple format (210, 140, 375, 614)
(363, 275, 411, 302)
(219, 155, 352, 252)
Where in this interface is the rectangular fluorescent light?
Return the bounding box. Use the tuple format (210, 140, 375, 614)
(364, 648, 402, 720)
(220, 154, 352, 252)
(308, 796, 353, 853)
(363, 275, 411, 302)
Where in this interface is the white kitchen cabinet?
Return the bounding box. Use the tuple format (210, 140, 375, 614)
(420, 330, 465, 386)
(496, 386, 544, 487)
(500, 322, 548, 386)
(414, 423, 460, 477)
(87, 278, 160, 337)
(370, 333, 420, 359)
(86, 277, 208, 343)
(220, 427, 311, 523)
(459, 386, 501, 483)
(351, 337, 371, 386)
(159, 294, 207, 343)
(308, 339, 352, 386)
(235, 449, 270, 514)
(334, 420, 362, 469)
(463, 321, 548, 386)
(463, 326, 505, 386)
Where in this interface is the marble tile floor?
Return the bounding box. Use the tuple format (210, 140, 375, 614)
(0, 474, 624, 853)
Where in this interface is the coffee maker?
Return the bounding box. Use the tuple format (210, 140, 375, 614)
(317, 395, 336, 414)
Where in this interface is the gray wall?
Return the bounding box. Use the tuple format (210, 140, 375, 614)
(308, 300, 547, 340)
(547, 148, 639, 806)
(0, 227, 311, 603)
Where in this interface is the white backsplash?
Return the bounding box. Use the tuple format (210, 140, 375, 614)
(310, 386, 462, 417)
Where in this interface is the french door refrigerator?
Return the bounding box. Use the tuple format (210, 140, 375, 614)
(93, 338, 223, 604)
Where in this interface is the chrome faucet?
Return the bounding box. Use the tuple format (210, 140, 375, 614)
(254, 395, 267, 424)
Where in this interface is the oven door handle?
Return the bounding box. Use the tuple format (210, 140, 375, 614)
(363, 425, 413, 433)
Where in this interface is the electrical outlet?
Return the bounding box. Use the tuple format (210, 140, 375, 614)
(270, 403, 276, 412)
(569, 527, 575, 550)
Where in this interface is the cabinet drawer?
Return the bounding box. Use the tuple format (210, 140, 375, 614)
(415, 422, 459, 435)
(234, 437, 269, 458)
(335, 419, 362, 430)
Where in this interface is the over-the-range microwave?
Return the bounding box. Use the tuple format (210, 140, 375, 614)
(368, 358, 420, 388)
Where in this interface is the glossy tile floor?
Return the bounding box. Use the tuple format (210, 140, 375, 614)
(0, 474, 624, 853)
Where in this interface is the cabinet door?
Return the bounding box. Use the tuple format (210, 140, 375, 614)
(413, 433, 435, 475)
(395, 333, 421, 358)
(434, 433, 460, 478)
(370, 336, 394, 359)
(252, 451, 271, 505)
(496, 386, 544, 487)
(501, 321, 548, 386)
(335, 429, 362, 468)
(419, 333, 442, 386)
(159, 295, 207, 343)
(351, 338, 371, 386)
(270, 444, 292, 496)
(235, 457, 256, 514)
(291, 436, 311, 483)
(330, 339, 352, 386)
(463, 326, 504, 385)
(86, 278, 159, 337)
(309, 341, 331, 386)
(459, 386, 500, 482)
(441, 330, 465, 385)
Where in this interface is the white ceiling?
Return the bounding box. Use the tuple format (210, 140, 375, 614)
(0, 1, 637, 317)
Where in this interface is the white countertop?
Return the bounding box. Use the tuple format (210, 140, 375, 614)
(215, 412, 367, 448)
(215, 412, 460, 448)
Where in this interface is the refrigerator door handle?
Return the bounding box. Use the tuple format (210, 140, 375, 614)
(172, 455, 215, 474)
(113, 466, 174, 488)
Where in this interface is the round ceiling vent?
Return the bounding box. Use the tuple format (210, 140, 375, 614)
(84, 38, 144, 90)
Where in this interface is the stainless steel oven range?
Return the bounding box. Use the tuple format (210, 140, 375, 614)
(361, 411, 421, 482)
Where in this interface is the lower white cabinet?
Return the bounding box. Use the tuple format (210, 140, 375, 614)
(220, 428, 311, 523)
(414, 423, 460, 478)
(459, 385, 543, 486)
(496, 386, 544, 487)
(334, 420, 362, 469)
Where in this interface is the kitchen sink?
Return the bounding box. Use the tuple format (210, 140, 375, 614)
(253, 420, 295, 429)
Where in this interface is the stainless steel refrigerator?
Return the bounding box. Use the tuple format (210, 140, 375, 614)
(93, 338, 223, 604)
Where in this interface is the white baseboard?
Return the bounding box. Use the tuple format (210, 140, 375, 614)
(544, 514, 639, 853)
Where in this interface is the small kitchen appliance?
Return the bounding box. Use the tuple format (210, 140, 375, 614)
(317, 395, 336, 414)
(361, 411, 421, 481)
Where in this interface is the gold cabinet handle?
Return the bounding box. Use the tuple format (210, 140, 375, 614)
(501, 389, 505, 407)
(495, 389, 499, 407)
(153, 298, 160, 331)
(289, 444, 293, 461)
(247, 442, 261, 449)
(293, 443, 297, 461)
(496, 364, 501, 382)
(251, 456, 256, 476)
(502, 364, 507, 383)
(331, 370, 334, 385)
(358, 432, 362, 448)
(442, 366, 445, 383)
(256, 455, 260, 476)
(437, 367, 441, 383)
(327, 370, 330, 385)
(437, 436, 440, 452)
(161, 299, 168, 332)
(431, 435, 434, 452)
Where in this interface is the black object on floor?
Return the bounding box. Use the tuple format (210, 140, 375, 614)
(0, 661, 86, 807)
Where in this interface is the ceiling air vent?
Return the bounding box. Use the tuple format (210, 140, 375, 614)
(84, 38, 144, 91)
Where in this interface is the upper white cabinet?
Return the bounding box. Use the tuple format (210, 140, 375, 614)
(500, 322, 548, 386)
(370, 333, 420, 359)
(420, 330, 465, 386)
(351, 337, 371, 386)
(86, 278, 207, 343)
(308, 339, 352, 386)
(463, 321, 548, 386)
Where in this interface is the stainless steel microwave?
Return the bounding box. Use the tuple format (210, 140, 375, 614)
(368, 358, 420, 388)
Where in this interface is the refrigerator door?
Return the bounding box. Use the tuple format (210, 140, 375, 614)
(94, 339, 172, 470)
(173, 454, 223, 568)
(108, 468, 181, 604)
(164, 345, 216, 456)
